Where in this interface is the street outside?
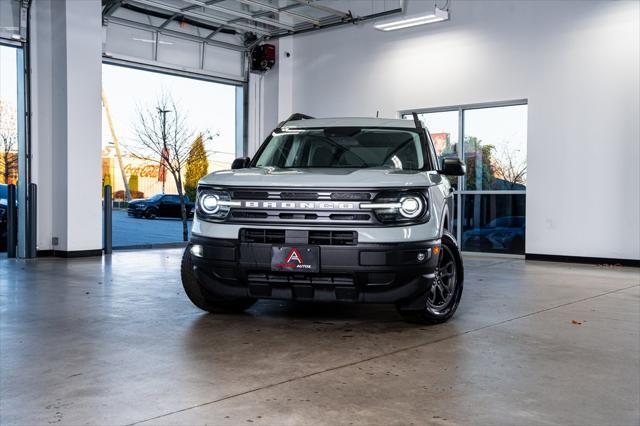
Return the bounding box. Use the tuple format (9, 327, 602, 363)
(112, 209, 191, 247)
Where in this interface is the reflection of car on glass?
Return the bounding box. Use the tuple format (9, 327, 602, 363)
(0, 184, 7, 251)
(181, 114, 468, 324)
(127, 194, 194, 219)
(463, 216, 525, 253)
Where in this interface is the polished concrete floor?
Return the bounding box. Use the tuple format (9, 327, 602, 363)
(0, 250, 638, 426)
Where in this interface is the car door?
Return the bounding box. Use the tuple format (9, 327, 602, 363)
(158, 195, 173, 217)
(166, 195, 181, 217)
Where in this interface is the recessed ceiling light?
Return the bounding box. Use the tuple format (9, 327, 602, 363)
(374, 7, 449, 31)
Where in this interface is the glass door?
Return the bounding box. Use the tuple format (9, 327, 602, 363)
(403, 101, 528, 255)
(0, 44, 20, 254)
(461, 104, 527, 254)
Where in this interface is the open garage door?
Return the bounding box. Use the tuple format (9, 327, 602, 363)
(1, 1, 31, 258)
(101, 63, 244, 249)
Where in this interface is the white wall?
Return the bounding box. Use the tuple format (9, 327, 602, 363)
(277, 0, 639, 261)
(247, 36, 296, 152)
(31, 0, 103, 253)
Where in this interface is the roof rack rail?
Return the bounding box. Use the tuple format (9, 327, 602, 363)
(411, 112, 423, 130)
(278, 113, 315, 128)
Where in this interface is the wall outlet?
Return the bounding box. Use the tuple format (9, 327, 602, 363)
(52, 237, 59, 246)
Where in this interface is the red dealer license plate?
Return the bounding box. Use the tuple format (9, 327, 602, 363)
(271, 246, 320, 273)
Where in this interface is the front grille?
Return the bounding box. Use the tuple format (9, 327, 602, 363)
(232, 191, 269, 199)
(330, 192, 371, 201)
(329, 213, 370, 221)
(247, 272, 354, 286)
(279, 213, 318, 220)
(225, 188, 382, 226)
(309, 231, 357, 246)
(240, 229, 285, 244)
(232, 211, 268, 219)
(280, 192, 319, 200)
(240, 229, 357, 246)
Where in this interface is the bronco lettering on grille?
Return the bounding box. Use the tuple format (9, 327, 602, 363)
(241, 201, 357, 210)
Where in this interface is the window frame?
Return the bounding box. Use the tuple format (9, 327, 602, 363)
(400, 99, 528, 256)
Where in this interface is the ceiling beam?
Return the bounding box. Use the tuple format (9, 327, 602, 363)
(127, 0, 273, 35)
(289, 0, 350, 18)
(102, 0, 124, 17)
(182, 0, 295, 31)
(233, 0, 321, 26)
(156, 1, 226, 30)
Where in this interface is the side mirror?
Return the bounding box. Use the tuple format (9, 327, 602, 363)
(439, 157, 466, 176)
(231, 157, 251, 169)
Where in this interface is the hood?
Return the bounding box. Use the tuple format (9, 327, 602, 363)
(199, 167, 439, 188)
(129, 199, 150, 205)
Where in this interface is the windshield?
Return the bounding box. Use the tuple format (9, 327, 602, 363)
(253, 128, 425, 170)
(148, 194, 163, 202)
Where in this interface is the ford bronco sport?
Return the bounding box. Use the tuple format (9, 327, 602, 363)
(181, 114, 466, 324)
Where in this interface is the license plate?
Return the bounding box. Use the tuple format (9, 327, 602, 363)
(271, 246, 319, 273)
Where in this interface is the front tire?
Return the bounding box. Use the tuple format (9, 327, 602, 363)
(144, 208, 157, 219)
(397, 230, 464, 324)
(181, 248, 256, 313)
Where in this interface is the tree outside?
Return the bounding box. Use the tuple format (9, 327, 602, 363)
(492, 145, 527, 189)
(0, 100, 18, 184)
(463, 136, 496, 190)
(130, 94, 195, 241)
(184, 134, 209, 201)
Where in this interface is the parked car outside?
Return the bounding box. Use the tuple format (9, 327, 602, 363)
(127, 194, 194, 219)
(462, 216, 525, 253)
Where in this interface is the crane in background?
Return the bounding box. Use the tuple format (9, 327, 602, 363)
(101, 88, 132, 201)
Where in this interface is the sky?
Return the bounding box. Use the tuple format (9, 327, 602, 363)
(411, 105, 528, 167)
(102, 64, 237, 168)
(0, 45, 18, 110)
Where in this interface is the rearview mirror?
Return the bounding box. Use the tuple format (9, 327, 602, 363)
(231, 157, 251, 169)
(438, 157, 466, 176)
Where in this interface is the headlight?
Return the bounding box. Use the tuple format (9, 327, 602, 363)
(196, 189, 237, 220)
(200, 193, 220, 214)
(361, 192, 428, 223)
(399, 196, 423, 219)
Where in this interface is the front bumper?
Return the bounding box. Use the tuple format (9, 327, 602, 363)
(127, 206, 145, 216)
(188, 234, 440, 307)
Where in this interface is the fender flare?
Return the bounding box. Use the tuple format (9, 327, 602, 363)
(439, 197, 451, 237)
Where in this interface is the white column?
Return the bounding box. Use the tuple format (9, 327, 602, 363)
(247, 72, 264, 156)
(31, 0, 102, 254)
(277, 36, 294, 121)
(247, 37, 295, 157)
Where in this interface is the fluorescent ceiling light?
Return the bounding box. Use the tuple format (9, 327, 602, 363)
(374, 7, 449, 31)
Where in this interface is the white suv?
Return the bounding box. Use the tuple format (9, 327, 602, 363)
(181, 114, 466, 324)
